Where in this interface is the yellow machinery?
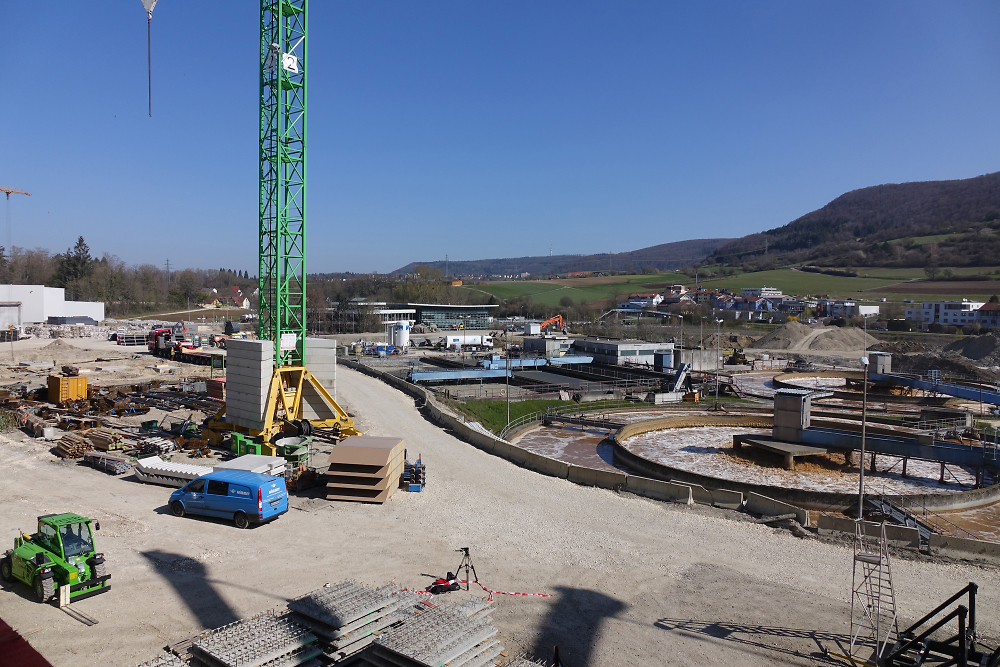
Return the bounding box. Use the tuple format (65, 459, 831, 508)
(203, 366, 360, 454)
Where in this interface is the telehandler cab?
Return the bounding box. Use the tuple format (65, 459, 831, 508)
(0, 513, 110, 603)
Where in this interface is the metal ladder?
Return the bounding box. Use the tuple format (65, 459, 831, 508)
(851, 521, 900, 665)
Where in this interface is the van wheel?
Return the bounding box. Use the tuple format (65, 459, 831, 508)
(170, 501, 185, 517)
(0, 557, 12, 582)
(234, 512, 250, 529)
(34, 576, 54, 603)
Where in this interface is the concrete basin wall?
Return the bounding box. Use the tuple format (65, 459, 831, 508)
(611, 416, 1000, 512)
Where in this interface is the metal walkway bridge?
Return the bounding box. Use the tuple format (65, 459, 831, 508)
(871, 372, 1000, 406)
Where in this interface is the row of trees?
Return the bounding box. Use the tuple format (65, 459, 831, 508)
(0, 237, 257, 318)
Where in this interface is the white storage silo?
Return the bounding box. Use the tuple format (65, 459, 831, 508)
(393, 321, 411, 348)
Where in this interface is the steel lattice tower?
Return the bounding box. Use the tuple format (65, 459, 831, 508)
(259, 0, 307, 367)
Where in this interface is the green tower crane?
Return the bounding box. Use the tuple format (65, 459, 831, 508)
(204, 0, 361, 449)
(259, 0, 307, 368)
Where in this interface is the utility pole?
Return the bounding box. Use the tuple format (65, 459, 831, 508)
(164, 259, 171, 286)
(859, 356, 870, 518)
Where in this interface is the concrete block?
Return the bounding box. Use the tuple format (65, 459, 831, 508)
(817, 515, 920, 548)
(625, 476, 693, 505)
(567, 465, 626, 489)
(928, 533, 1000, 565)
(685, 483, 743, 510)
(745, 492, 809, 526)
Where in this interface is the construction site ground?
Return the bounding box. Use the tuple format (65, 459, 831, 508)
(0, 359, 998, 666)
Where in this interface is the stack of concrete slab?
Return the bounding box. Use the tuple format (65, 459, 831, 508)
(304, 337, 337, 412)
(288, 581, 425, 663)
(368, 603, 502, 667)
(326, 436, 404, 503)
(215, 454, 286, 477)
(226, 340, 274, 431)
(134, 652, 188, 667)
(134, 456, 212, 487)
(191, 612, 320, 667)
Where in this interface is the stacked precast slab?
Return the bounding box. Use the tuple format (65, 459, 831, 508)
(191, 612, 320, 667)
(369, 602, 502, 667)
(136, 580, 507, 667)
(289, 580, 503, 666)
(289, 581, 424, 662)
(226, 340, 274, 431)
(133, 456, 212, 487)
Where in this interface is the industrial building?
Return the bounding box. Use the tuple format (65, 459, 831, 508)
(571, 338, 674, 367)
(741, 286, 783, 298)
(408, 303, 497, 329)
(0, 285, 104, 328)
(311, 301, 497, 333)
(523, 335, 573, 357)
(905, 299, 984, 330)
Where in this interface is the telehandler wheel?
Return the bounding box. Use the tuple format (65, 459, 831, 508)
(171, 501, 185, 517)
(93, 561, 107, 580)
(233, 512, 250, 530)
(0, 556, 12, 582)
(34, 576, 54, 603)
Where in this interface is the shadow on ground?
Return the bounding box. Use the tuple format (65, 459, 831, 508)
(531, 586, 626, 666)
(655, 618, 851, 663)
(140, 551, 239, 629)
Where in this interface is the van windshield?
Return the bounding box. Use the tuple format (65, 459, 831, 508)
(59, 523, 93, 557)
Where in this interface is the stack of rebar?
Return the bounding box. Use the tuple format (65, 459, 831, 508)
(83, 451, 132, 475)
(191, 611, 320, 667)
(288, 581, 424, 662)
(55, 432, 92, 458)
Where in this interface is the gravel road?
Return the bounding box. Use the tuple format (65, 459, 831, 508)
(0, 364, 997, 666)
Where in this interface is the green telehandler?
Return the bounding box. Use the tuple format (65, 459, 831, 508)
(0, 513, 110, 603)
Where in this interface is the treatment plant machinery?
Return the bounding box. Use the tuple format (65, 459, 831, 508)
(203, 0, 361, 449)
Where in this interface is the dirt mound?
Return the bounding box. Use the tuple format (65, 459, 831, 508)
(701, 332, 763, 349)
(807, 327, 879, 351)
(749, 322, 878, 352)
(42, 339, 78, 350)
(749, 322, 815, 350)
(891, 353, 1000, 382)
(944, 332, 1000, 362)
(871, 339, 932, 354)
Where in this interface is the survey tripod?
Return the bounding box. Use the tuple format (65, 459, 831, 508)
(455, 547, 479, 592)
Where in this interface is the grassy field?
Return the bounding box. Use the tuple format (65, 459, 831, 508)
(469, 273, 676, 307)
(455, 398, 572, 434)
(468, 266, 1000, 308)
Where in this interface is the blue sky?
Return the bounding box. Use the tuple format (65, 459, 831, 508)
(2, 2, 999, 273)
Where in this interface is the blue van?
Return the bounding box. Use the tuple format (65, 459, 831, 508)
(168, 470, 288, 529)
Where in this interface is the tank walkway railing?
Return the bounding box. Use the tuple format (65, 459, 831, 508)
(871, 486, 978, 543)
(498, 399, 641, 441)
(871, 372, 1000, 407)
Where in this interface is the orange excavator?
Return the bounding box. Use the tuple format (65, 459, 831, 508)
(539, 314, 566, 333)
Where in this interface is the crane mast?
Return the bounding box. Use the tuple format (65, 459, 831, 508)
(259, 0, 307, 368)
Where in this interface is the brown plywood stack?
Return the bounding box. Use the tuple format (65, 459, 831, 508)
(326, 436, 404, 503)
